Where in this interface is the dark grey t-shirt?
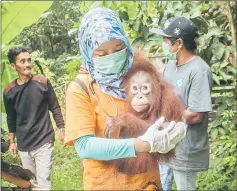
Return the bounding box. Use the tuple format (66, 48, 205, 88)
(163, 56, 213, 171)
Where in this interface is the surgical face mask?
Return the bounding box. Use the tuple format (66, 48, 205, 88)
(162, 41, 181, 60)
(93, 48, 127, 75)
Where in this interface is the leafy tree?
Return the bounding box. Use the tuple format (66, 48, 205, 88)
(2, 1, 53, 45)
(1, 1, 236, 189)
(12, 1, 81, 59)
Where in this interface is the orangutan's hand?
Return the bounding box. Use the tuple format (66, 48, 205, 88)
(104, 117, 121, 139)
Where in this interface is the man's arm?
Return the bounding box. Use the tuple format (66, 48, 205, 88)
(3, 94, 17, 134)
(3, 94, 17, 156)
(187, 70, 212, 125)
(9, 133, 17, 156)
(183, 110, 203, 124)
(9, 133, 16, 144)
(46, 79, 65, 130)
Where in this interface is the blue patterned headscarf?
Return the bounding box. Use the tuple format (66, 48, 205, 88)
(78, 7, 134, 100)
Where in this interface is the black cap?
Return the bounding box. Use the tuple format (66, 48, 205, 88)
(150, 17, 198, 40)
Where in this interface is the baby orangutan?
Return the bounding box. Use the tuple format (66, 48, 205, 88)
(104, 53, 185, 174)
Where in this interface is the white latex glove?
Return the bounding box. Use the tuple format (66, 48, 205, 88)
(138, 117, 187, 153)
(138, 117, 175, 153)
(168, 121, 187, 145)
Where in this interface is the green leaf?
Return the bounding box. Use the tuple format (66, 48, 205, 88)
(126, 2, 138, 20)
(148, 35, 163, 42)
(197, 34, 212, 50)
(211, 129, 218, 139)
(218, 69, 228, 82)
(133, 21, 140, 32)
(147, 1, 155, 15)
(227, 66, 237, 74)
(140, 25, 149, 39)
(142, 14, 148, 25)
(102, 1, 113, 7)
(212, 73, 220, 85)
(190, 3, 202, 18)
(79, 1, 93, 14)
(207, 26, 222, 38)
(73, 22, 80, 28)
(119, 11, 129, 21)
(143, 40, 159, 50)
(1, 63, 18, 113)
(131, 37, 145, 48)
(174, 10, 182, 16)
(90, 1, 103, 9)
(40, 11, 53, 19)
(2, 1, 53, 45)
(218, 128, 226, 136)
(183, 13, 190, 18)
(66, 60, 80, 80)
(220, 61, 229, 69)
(68, 28, 77, 36)
(173, 2, 182, 11)
(222, 49, 230, 62)
(212, 43, 225, 60)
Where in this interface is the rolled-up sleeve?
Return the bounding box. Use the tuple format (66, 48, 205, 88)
(188, 70, 213, 112)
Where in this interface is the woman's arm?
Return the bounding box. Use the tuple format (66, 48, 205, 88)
(74, 135, 150, 160)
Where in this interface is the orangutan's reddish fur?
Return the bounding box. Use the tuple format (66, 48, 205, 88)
(108, 52, 184, 174)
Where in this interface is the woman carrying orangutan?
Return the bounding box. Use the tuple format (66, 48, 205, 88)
(64, 8, 186, 190)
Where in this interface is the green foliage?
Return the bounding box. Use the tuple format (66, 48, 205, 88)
(12, 1, 81, 59)
(1, 63, 18, 112)
(1, 1, 236, 190)
(2, 1, 53, 45)
(198, 85, 237, 190)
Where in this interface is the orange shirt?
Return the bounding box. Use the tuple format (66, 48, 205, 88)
(65, 74, 161, 190)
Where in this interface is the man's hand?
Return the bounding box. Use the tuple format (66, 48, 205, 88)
(59, 129, 65, 144)
(9, 143, 17, 157)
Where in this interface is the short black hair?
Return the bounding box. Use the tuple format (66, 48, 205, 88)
(167, 36, 198, 51)
(8, 47, 30, 64)
(182, 39, 197, 51)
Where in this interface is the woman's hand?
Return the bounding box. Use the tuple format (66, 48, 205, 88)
(135, 117, 187, 154)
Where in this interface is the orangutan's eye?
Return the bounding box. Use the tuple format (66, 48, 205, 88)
(130, 84, 139, 94)
(141, 84, 151, 94)
(142, 86, 147, 91)
(133, 86, 138, 91)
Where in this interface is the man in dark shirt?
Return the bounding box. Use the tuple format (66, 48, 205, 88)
(3, 47, 65, 189)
